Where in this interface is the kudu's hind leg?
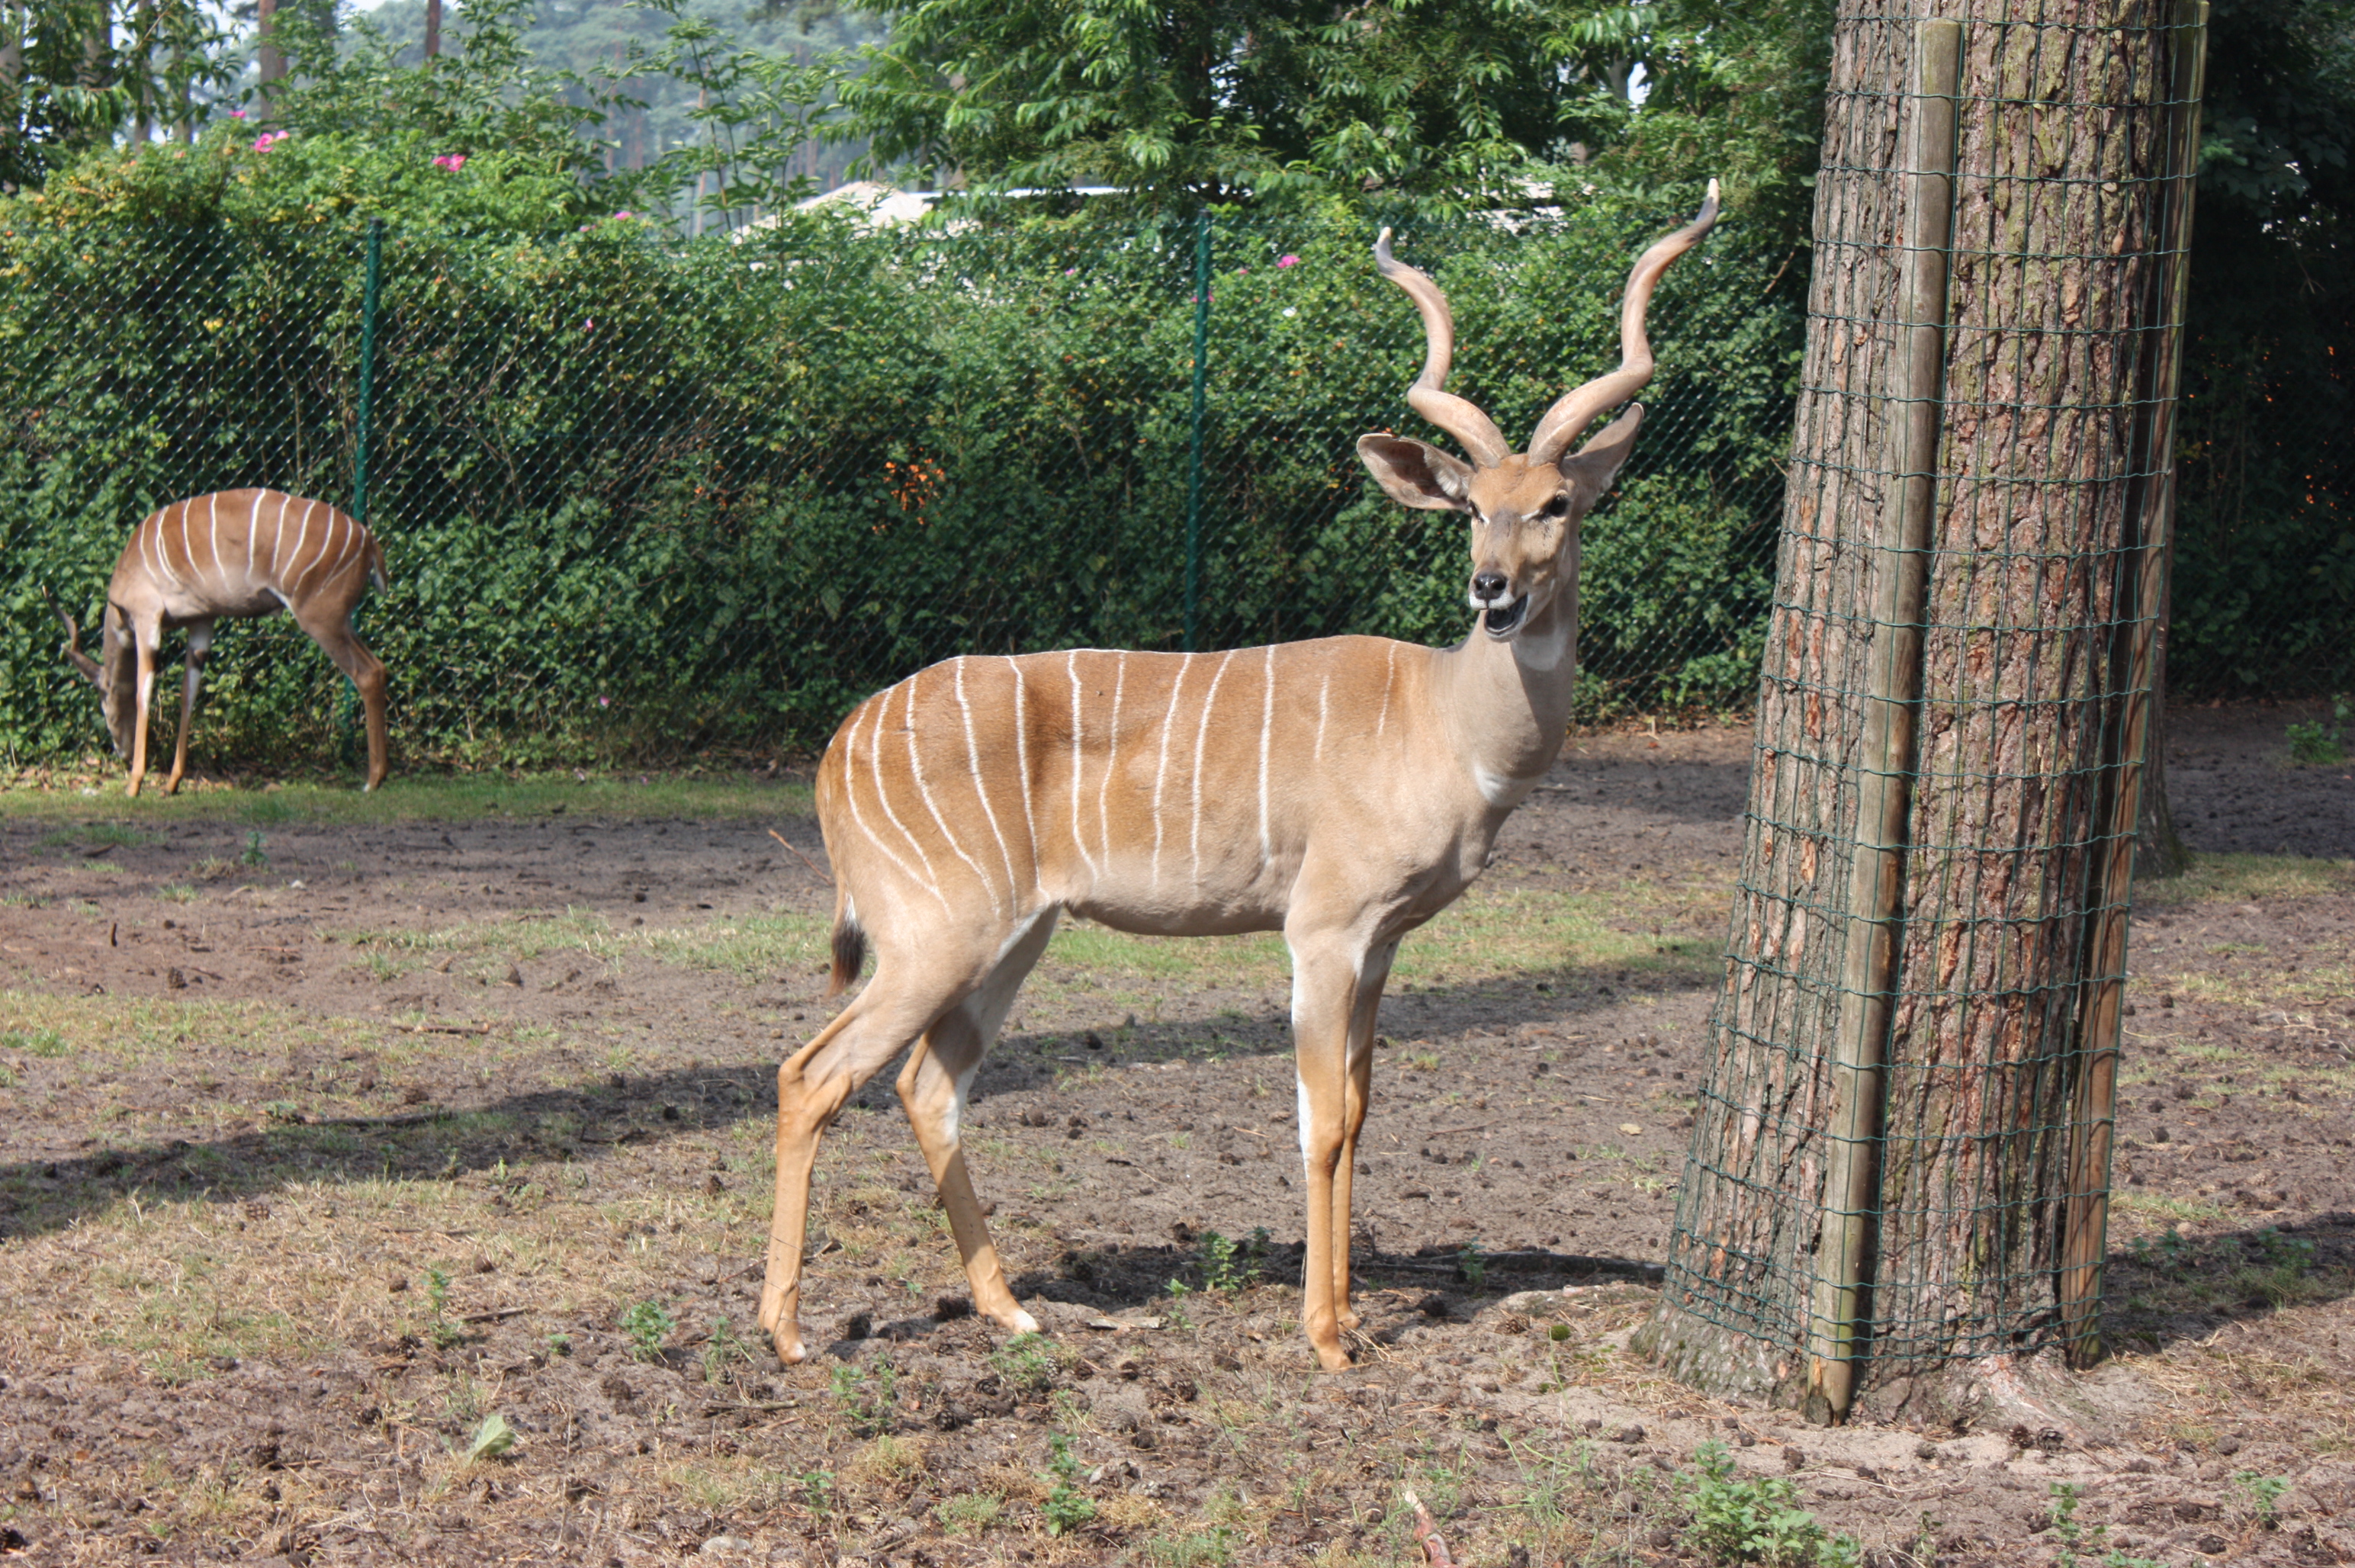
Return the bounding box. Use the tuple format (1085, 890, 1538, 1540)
(301, 606, 390, 792)
(163, 623, 214, 797)
(760, 963, 971, 1364)
(896, 911, 1058, 1336)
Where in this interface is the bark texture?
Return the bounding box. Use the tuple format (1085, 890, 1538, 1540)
(1640, 0, 2193, 1419)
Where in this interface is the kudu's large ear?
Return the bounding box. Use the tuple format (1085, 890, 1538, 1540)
(1555, 405, 1644, 513)
(53, 600, 101, 686)
(1357, 434, 1474, 512)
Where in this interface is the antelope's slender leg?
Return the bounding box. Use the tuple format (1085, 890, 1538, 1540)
(760, 963, 975, 1364)
(127, 637, 159, 798)
(164, 622, 214, 796)
(1287, 926, 1374, 1372)
(300, 608, 390, 792)
(1330, 940, 1396, 1332)
(896, 910, 1059, 1335)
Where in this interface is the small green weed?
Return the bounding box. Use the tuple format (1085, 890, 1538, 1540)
(2047, 1480, 2169, 1567)
(2286, 697, 2351, 765)
(700, 1316, 750, 1383)
(622, 1300, 675, 1361)
(1683, 1441, 1861, 1566)
(798, 1470, 836, 1518)
(1039, 1431, 1096, 1537)
(422, 1268, 461, 1349)
(1457, 1240, 1489, 1291)
(2232, 1471, 2292, 1529)
(1142, 1525, 1235, 1566)
(239, 831, 269, 869)
(934, 1491, 1004, 1536)
(830, 1357, 899, 1435)
(1198, 1228, 1267, 1293)
(464, 1412, 517, 1462)
(545, 1332, 573, 1358)
(991, 1331, 1055, 1393)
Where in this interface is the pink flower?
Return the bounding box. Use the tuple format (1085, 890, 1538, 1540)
(432, 153, 467, 172)
(252, 131, 288, 152)
(1277, 254, 1300, 268)
(229, 108, 247, 119)
(615, 210, 633, 220)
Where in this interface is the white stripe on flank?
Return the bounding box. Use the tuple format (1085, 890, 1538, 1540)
(1188, 649, 1235, 884)
(268, 492, 290, 580)
(1256, 644, 1274, 861)
(840, 701, 949, 914)
(904, 667, 996, 909)
(1151, 656, 1194, 890)
(1097, 652, 1125, 872)
(955, 657, 1020, 902)
(1315, 670, 1331, 763)
(1009, 660, 1039, 890)
(1067, 651, 1098, 882)
(206, 493, 220, 579)
(246, 492, 265, 592)
(872, 680, 946, 893)
(1376, 644, 1396, 737)
(285, 501, 313, 593)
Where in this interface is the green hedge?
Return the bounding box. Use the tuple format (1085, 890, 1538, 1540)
(0, 193, 1798, 772)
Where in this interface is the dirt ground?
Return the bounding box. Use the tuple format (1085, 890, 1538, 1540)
(0, 698, 2351, 1566)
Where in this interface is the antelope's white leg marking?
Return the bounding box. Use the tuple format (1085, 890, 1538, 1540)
(1098, 652, 1126, 872)
(1376, 643, 1396, 739)
(1296, 1075, 1314, 1162)
(1008, 659, 1039, 891)
(1151, 656, 1194, 891)
(1257, 644, 1275, 863)
(1067, 651, 1099, 883)
(841, 698, 949, 915)
(954, 657, 1019, 904)
(940, 1057, 982, 1145)
(905, 667, 995, 908)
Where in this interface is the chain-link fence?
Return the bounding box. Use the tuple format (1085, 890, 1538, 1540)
(0, 185, 2340, 779)
(0, 198, 1798, 775)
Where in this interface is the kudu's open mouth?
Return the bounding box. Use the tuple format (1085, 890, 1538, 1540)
(1481, 595, 1530, 637)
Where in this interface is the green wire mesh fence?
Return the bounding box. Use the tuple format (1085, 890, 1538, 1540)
(0, 198, 1798, 776)
(1641, 5, 2205, 1422)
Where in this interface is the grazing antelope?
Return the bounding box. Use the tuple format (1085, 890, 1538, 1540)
(58, 490, 390, 797)
(762, 185, 1720, 1371)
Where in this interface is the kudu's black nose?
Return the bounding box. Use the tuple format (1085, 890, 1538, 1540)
(1471, 570, 1510, 603)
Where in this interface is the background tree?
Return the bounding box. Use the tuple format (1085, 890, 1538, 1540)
(837, 0, 1834, 217)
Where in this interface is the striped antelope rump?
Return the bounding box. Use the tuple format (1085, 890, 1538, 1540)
(57, 490, 391, 796)
(761, 185, 1720, 1371)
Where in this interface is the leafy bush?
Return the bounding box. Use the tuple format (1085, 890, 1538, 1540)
(1682, 1441, 1861, 1567)
(0, 192, 1798, 770)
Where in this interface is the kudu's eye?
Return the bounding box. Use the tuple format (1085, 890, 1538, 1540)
(1541, 494, 1570, 519)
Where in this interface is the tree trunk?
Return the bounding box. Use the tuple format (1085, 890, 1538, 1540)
(1638, 0, 2206, 1426)
(424, 0, 440, 60)
(255, 0, 283, 120)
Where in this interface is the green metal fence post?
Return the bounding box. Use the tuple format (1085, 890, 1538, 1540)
(353, 217, 384, 525)
(341, 217, 385, 768)
(1183, 210, 1212, 652)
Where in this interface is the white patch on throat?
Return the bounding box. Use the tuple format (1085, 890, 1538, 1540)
(1513, 619, 1572, 672)
(1473, 763, 1537, 809)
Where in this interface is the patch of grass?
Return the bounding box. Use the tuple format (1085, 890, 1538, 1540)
(2133, 851, 2355, 908)
(156, 882, 200, 903)
(934, 1490, 1004, 1536)
(37, 821, 156, 850)
(0, 771, 814, 826)
(3, 1027, 70, 1058)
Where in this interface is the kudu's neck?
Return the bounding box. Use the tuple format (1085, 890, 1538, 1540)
(1427, 583, 1578, 802)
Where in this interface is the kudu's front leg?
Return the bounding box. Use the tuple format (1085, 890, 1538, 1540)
(1330, 941, 1396, 1332)
(1290, 931, 1377, 1372)
(126, 638, 160, 798)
